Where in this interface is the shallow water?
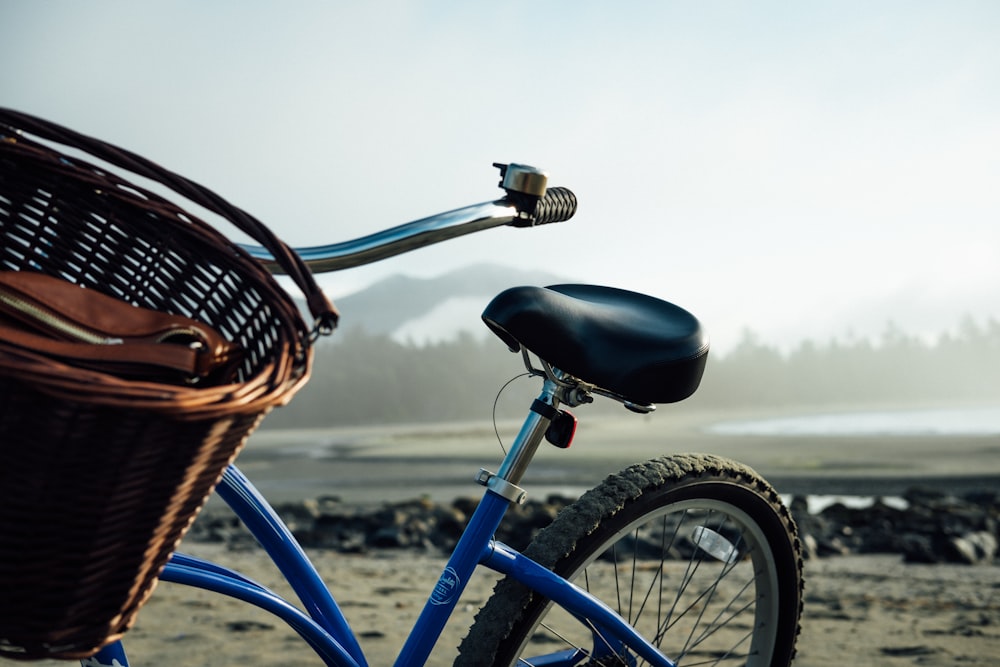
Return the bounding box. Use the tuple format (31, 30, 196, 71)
(709, 405, 1000, 437)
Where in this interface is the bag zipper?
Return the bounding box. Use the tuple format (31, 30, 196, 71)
(0, 287, 124, 345)
(155, 327, 208, 350)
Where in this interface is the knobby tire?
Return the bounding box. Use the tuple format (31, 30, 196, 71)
(455, 453, 803, 667)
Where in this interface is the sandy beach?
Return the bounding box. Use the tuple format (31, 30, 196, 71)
(13, 408, 1000, 666)
(40, 545, 987, 667)
(235, 408, 1000, 504)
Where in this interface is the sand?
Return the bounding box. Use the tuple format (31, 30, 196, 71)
(232, 409, 1000, 505)
(21, 545, 996, 666)
(12, 409, 1000, 666)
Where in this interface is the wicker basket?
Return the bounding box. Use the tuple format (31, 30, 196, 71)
(0, 109, 338, 660)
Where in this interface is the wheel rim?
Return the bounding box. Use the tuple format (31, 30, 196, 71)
(512, 496, 783, 667)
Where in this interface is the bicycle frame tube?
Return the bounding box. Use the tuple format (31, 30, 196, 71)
(84, 553, 362, 667)
(396, 370, 674, 667)
(89, 378, 666, 667)
(86, 638, 128, 667)
(393, 490, 510, 666)
(213, 465, 369, 666)
(393, 375, 564, 666)
(90, 540, 675, 667)
(159, 561, 362, 667)
(89, 465, 370, 667)
(483, 542, 677, 667)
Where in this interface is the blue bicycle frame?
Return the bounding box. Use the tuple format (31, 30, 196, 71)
(84, 174, 674, 666)
(87, 376, 675, 667)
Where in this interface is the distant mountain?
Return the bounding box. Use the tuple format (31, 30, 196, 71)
(325, 263, 568, 343)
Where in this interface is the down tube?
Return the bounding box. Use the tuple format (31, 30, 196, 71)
(484, 541, 677, 667)
(82, 562, 361, 667)
(160, 561, 362, 667)
(215, 465, 368, 666)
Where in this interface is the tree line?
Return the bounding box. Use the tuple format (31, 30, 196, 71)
(692, 316, 1000, 409)
(260, 317, 1000, 430)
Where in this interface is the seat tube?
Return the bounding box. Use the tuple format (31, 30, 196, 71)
(394, 377, 562, 666)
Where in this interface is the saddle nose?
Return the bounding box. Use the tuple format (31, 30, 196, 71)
(482, 284, 709, 405)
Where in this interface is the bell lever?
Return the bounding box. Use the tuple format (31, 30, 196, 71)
(494, 163, 548, 223)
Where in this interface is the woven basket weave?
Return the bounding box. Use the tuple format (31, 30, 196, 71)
(0, 109, 337, 660)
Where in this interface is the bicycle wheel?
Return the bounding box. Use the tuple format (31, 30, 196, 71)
(456, 453, 803, 667)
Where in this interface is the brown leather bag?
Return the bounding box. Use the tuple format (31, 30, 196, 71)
(0, 271, 244, 385)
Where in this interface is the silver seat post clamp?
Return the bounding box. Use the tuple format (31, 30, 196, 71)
(475, 469, 528, 505)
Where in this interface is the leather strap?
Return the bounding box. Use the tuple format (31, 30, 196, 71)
(0, 271, 244, 384)
(0, 323, 201, 376)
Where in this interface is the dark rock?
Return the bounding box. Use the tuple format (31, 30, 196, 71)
(184, 486, 999, 564)
(901, 533, 945, 564)
(879, 645, 936, 657)
(225, 620, 274, 632)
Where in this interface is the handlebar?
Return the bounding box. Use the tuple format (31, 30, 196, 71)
(241, 185, 577, 275)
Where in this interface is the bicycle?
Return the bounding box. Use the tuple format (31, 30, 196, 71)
(79, 163, 803, 667)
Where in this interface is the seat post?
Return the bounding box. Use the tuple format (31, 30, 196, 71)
(495, 375, 564, 487)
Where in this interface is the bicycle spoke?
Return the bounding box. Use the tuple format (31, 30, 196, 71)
(602, 509, 761, 665)
(586, 618, 632, 666)
(612, 541, 623, 615)
(661, 509, 701, 637)
(678, 594, 756, 663)
(586, 499, 767, 666)
(677, 516, 744, 656)
(629, 511, 680, 635)
(526, 619, 599, 665)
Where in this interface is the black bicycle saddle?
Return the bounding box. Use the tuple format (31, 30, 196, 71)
(482, 284, 709, 405)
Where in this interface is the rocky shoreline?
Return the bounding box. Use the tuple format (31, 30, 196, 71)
(188, 485, 999, 566)
(792, 487, 998, 564)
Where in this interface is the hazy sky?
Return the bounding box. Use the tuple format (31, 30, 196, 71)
(3, 1, 998, 353)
